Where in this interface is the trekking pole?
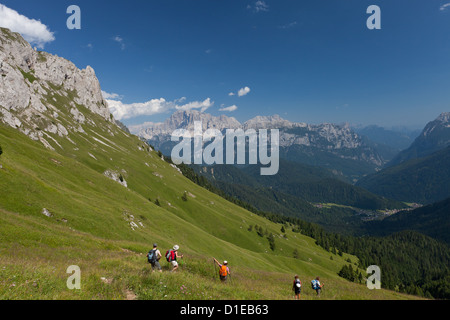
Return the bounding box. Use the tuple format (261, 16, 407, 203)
(213, 258, 217, 281)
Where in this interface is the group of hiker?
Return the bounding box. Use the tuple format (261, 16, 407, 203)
(147, 244, 324, 299)
(146, 243, 184, 273)
(146, 244, 231, 281)
(292, 275, 324, 299)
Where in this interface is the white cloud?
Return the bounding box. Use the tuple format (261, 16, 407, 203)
(101, 90, 123, 100)
(248, 1, 269, 13)
(107, 97, 214, 120)
(279, 21, 298, 29)
(440, 3, 450, 11)
(0, 4, 55, 49)
(219, 105, 238, 112)
(238, 86, 251, 97)
(228, 92, 235, 96)
(175, 98, 213, 112)
(113, 35, 126, 50)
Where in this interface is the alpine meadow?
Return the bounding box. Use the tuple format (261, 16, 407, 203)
(1, 0, 450, 305)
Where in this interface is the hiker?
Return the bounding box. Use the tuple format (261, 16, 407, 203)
(292, 275, 302, 300)
(213, 258, 230, 282)
(166, 245, 184, 272)
(311, 276, 324, 296)
(147, 243, 162, 272)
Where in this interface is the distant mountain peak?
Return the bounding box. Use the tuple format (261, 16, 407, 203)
(436, 112, 450, 123)
(388, 112, 450, 166)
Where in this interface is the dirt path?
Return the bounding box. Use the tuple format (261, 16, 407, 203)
(125, 289, 137, 300)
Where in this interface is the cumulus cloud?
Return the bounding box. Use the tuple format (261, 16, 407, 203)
(219, 105, 238, 112)
(101, 90, 123, 100)
(238, 86, 251, 97)
(440, 3, 450, 11)
(107, 97, 214, 120)
(175, 98, 213, 112)
(0, 4, 55, 49)
(228, 92, 235, 96)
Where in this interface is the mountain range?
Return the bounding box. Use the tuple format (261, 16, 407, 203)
(133, 111, 395, 182)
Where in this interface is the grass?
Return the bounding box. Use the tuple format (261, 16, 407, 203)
(18, 67, 37, 84)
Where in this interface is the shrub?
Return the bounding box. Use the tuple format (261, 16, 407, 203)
(267, 233, 276, 251)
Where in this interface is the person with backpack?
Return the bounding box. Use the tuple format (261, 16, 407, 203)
(166, 245, 183, 272)
(147, 243, 162, 272)
(292, 275, 302, 300)
(311, 276, 324, 296)
(213, 258, 230, 282)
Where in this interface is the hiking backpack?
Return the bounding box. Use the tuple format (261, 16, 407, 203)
(165, 249, 175, 262)
(311, 280, 318, 290)
(147, 249, 157, 264)
(294, 279, 301, 288)
(219, 265, 228, 277)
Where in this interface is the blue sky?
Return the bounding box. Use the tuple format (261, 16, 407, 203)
(1, 0, 450, 128)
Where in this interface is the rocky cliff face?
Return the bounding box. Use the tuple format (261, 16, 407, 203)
(0, 27, 112, 148)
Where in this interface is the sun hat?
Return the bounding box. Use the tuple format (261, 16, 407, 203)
(173, 245, 180, 250)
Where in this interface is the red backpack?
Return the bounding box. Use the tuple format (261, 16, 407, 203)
(165, 250, 175, 262)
